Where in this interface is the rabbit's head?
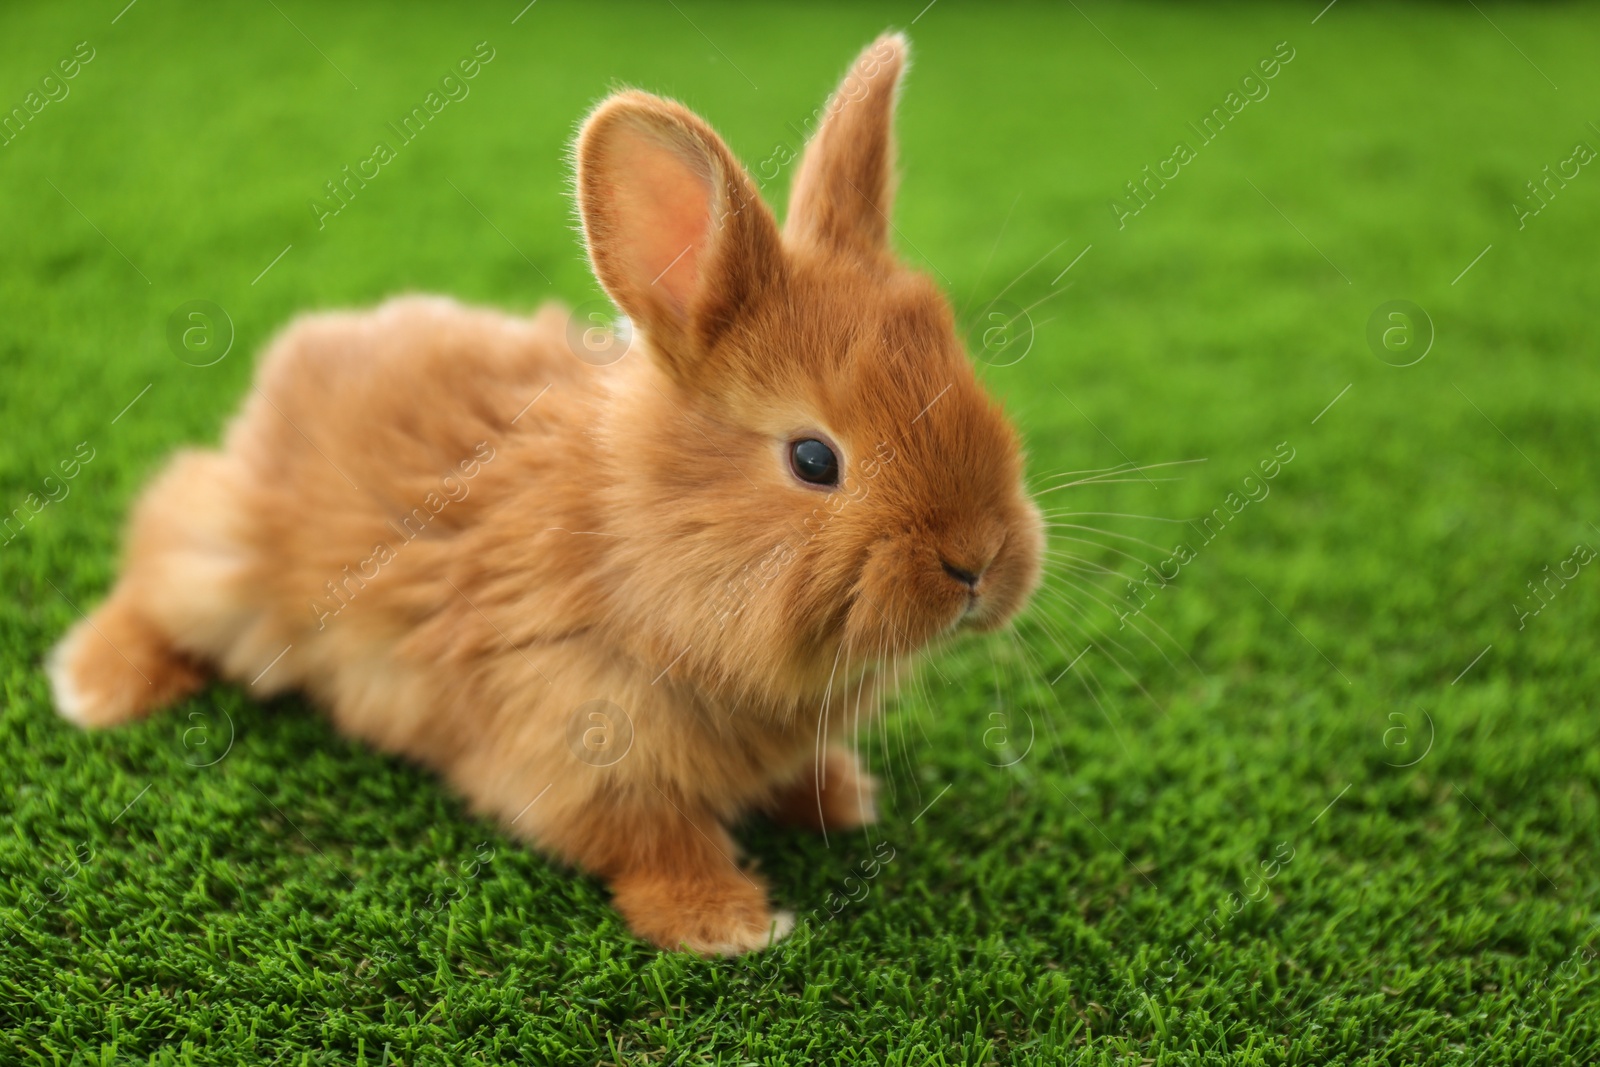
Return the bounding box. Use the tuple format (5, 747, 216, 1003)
(575, 33, 1042, 703)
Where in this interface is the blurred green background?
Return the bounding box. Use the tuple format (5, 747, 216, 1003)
(2, 1, 1598, 1063)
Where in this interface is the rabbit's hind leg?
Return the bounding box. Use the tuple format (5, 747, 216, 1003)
(48, 450, 255, 728)
(48, 588, 208, 728)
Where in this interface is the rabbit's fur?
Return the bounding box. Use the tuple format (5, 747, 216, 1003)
(48, 33, 1043, 954)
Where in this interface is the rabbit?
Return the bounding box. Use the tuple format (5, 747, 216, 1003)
(46, 32, 1043, 954)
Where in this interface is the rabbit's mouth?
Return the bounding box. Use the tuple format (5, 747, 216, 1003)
(947, 584, 985, 629)
(952, 590, 1010, 635)
(939, 604, 981, 640)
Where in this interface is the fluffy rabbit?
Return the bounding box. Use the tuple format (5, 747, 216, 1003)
(48, 32, 1042, 954)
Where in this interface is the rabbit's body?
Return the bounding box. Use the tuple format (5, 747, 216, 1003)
(52, 295, 876, 951)
(50, 34, 1040, 953)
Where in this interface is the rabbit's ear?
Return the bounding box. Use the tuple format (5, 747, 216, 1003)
(785, 33, 908, 256)
(576, 91, 783, 379)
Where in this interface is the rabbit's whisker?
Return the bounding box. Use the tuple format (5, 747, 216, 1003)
(1024, 607, 1131, 756)
(1044, 523, 1175, 556)
(1036, 558, 1196, 674)
(1029, 456, 1206, 490)
(1036, 579, 1177, 713)
(1035, 583, 1170, 712)
(1047, 534, 1162, 574)
(1039, 510, 1192, 524)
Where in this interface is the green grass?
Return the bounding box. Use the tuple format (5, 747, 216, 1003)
(3, 1, 1599, 1063)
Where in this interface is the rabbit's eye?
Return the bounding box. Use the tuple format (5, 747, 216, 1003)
(789, 438, 839, 487)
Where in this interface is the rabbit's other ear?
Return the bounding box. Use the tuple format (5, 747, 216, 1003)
(576, 90, 783, 380)
(786, 32, 908, 257)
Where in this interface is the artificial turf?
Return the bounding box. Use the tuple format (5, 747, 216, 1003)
(3, 1, 1599, 1063)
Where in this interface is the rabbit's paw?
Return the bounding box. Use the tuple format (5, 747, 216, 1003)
(611, 869, 793, 955)
(47, 598, 205, 728)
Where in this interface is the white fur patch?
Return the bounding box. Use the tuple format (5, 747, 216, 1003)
(767, 909, 796, 944)
(701, 908, 797, 955)
(45, 629, 94, 727)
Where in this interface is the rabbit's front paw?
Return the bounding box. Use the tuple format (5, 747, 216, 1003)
(611, 869, 792, 955)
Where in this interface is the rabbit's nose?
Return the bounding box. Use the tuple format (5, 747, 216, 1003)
(940, 559, 983, 591)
